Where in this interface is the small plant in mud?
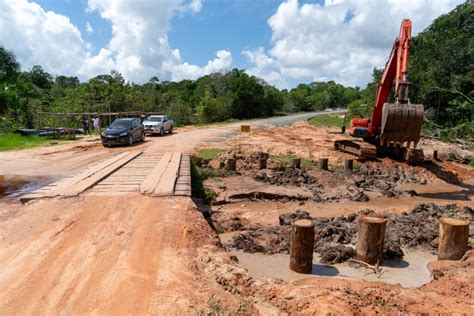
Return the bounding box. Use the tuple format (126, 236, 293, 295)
(208, 296, 222, 312)
(204, 187, 218, 204)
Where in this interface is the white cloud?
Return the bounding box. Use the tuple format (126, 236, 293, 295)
(172, 50, 232, 81)
(0, 0, 229, 83)
(244, 0, 463, 88)
(86, 21, 94, 34)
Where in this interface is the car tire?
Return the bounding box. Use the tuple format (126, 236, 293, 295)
(160, 128, 164, 136)
(168, 125, 173, 134)
(103, 143, 109, 147)
(128, 135, 133, 146)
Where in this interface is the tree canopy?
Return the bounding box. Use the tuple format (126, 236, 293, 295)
(0, 1, 471, 140)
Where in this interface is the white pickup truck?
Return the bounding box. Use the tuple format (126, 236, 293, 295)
(143, 115, 174, 136)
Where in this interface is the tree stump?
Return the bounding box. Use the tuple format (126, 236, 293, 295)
(344, 159, 353, 172)
(292, 158, 301, 169)
(438, 217, 469, 260)
(319, 158, 328, 170)
(356, 216, 387, 265)
(257, 158, 267, 170)
(290, 219, 315, 273)
(226, 158, 236, 171)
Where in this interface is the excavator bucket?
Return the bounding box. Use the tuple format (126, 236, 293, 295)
(380, 102, 424, 148)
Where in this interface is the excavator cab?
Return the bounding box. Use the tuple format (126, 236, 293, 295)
(349, 117, 370, 138)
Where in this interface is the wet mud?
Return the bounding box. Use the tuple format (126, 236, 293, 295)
(223, 203, 473, 263)
(0, 175, 52, 199)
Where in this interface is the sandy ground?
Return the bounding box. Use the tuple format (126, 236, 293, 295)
(0, 114, 473, 314)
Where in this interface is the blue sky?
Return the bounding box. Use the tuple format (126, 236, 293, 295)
(1, 0, 463, 88)
(34, 0, 294, 70)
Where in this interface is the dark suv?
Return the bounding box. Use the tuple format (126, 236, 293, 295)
(101, 118, 145, 147)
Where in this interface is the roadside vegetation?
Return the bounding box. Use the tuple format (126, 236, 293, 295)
(308, 114, 348, 128)
(195, 148, 225, 160)
(0, 133, 58, 151)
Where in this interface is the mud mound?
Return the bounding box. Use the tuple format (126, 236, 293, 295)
(354, 164, 427, 197)
(320, 245, 356, 264)
(255, 168, 318, 187)
(225, 203, 473, 263)
(211, 212, 250, 232)
(229, 226, 290, 254)
(218, 151, 269, 170)
(279, 210, 311, 225)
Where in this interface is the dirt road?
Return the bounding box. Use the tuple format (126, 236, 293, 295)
(0, 111, 340, 178)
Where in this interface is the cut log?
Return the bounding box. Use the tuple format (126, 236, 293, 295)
(344, 159, 353, 172)
(292, 158, 301, 169)
(226, 158, 236, 171)
(289, 219, 315, 274)
(319, 158, 328, 170)
(438, 217, 469, 260)
(356, 216, 387, 265)
(257, 158, 267, 170)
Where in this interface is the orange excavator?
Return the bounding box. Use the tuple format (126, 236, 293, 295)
(335, 19, 424, 163)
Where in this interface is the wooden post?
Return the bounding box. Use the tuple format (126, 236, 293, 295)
(290, 219, 315, 274)
(344, 159, 353, 172)
(438, 218, 469, 260)
(356, 216, 387, 265)
(292, 158, 301, 169)
(226, 158, 236, 171)
(433, 150, 438, 160)
(319, 158, 328, 170)
(257, 158, 267, 170)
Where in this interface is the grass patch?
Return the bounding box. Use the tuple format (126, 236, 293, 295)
(308, 113, 348, 128)
(0, 133, 65, 151)
(190, 161, 221, 204)
(470, 158, 474, 168)
(195, 165, 225, 180)
(272, 155, 313, 168)
(196, 148, 225, 160)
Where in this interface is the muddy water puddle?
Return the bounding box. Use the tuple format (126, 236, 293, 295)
(0, 175, 54, 199)
(226, 245, 436, 288)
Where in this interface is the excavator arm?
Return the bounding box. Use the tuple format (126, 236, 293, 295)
(335, 19, 425, 163)
(370, 19, 412, 134)
(369, 19, 424, 150)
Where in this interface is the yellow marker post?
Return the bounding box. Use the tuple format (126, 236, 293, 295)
(240, 125, 251, 132)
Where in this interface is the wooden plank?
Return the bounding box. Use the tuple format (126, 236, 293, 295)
(154, 153, 182, 196)
(48, 152, 131, 197)
(62, 151, 142, 196)
(140, 152, 173, 194)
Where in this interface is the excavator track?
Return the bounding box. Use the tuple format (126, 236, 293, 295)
(335, 139, 425, 164)
(334, 139, 377, 160)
